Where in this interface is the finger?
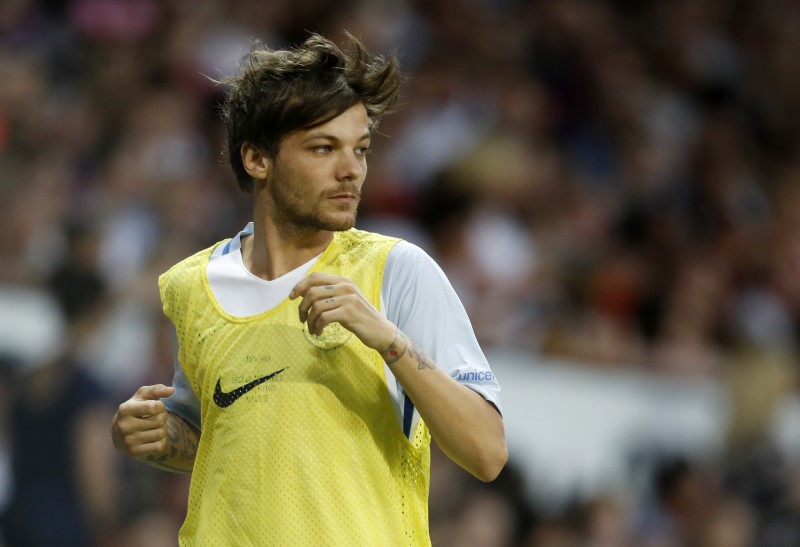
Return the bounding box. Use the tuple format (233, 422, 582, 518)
(133, 384, 175, 402)
(129, 409, 170, 428)
(120, 398, 169, 419)
(298, 284, 343, 322)
(126, 438, 170, 458)
(117, 411, 169, 433)
(112, 413, 168, 453)
(131, 424, 169, 443)
(290, 272, 345, 300)
(306, 295, 343, 335)
(122, 424, 169, 447)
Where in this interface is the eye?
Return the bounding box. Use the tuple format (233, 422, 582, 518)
(355, 146, 371, 157)
(313, 145, 333, 154)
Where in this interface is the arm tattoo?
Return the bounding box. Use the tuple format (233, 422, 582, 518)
(380, 329, 436, 370)
(167, 414, 199, 461)
(409, 343, 436, 371)
(143, 454, 190, 473)
(143, 414, 198, 473)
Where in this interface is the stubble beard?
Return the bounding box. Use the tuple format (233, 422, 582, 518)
(270, 180, 360, 235)
(308, 205, 358, 232)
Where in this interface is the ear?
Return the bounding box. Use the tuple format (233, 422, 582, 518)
(241, 142, 270, 182)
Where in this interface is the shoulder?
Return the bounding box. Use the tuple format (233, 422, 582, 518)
(381, 240, 463, 328)
(158, 241, 225, 312)
(328, 229, 402, 273)
(160, 242, 224, 283)
(384, 240, 449, 294)
(386, 240, 440, 271)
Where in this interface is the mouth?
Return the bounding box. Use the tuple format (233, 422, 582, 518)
(326, 192, 360, 203)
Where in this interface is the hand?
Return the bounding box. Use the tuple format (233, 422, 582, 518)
(290, 272, 395, 351)
(111, 384, 175, 458)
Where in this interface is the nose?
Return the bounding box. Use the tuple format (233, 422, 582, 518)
(336, 150, 366, 181)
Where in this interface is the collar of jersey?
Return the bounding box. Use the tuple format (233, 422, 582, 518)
(211, 222, 254, 260)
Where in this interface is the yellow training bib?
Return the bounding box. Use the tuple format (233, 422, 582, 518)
(159, 229, 432, 546)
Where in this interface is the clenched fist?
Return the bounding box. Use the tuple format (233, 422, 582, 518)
(111, 384, 175, 458)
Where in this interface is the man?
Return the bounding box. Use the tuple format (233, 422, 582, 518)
(111, 32, 507, 546)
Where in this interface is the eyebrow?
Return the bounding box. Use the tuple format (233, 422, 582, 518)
(303, 131, 371, 144)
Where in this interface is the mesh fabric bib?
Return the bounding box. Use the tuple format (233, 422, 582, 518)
(159, 229, 432, 546)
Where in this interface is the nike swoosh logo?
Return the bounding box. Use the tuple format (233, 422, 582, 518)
(213, 368, 287, 408)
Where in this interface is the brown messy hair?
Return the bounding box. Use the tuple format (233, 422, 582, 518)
(218, 32, 403, 192)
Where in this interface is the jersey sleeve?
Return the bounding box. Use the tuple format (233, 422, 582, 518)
(162, 325, 202, 430)
(382, 241, 503, 415)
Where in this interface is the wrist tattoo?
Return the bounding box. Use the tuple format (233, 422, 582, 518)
(381, 328, 408, 365)
(380, 329, 436, 371)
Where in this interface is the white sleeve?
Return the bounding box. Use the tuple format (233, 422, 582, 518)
(382, 241, 503, 415)
(162, 325, 202, 430)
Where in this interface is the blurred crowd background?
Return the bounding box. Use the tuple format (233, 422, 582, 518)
(2, 0, 800, 545)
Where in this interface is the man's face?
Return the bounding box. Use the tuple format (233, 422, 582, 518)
(265, 103, 371, 233)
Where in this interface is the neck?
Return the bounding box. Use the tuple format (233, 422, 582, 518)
(242, 215, 333, 281)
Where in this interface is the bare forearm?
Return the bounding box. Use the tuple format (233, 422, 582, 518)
(381, 329, 508, 481)
(140, 412, 199, 473)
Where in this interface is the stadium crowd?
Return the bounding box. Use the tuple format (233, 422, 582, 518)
(2, 0, 800, 545)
